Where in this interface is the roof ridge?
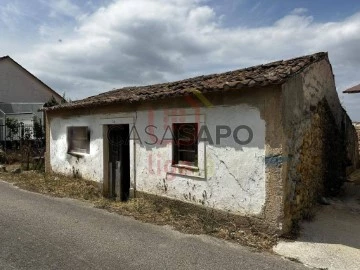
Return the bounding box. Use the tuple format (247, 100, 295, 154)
(343, 83, 360, 93)
(0, 55, 63, 100)
(93, 52, 328, 96)
(45, 51, 328, 111)
(0, 55, 10, 61)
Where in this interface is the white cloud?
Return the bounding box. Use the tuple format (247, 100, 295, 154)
(250, 2, 262, 13)
(16, 0, 360, 119)
(291, 8, 308, 15)
(42, 0, 82, 18)
(0, 2, 22, 30)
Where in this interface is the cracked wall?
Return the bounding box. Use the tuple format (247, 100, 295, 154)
(45, 58, 358, 234)
(135, 104, 266, 215)
(46, 87, 285, 227)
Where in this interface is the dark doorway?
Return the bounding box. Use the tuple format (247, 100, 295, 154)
(108, 124, 130, 201)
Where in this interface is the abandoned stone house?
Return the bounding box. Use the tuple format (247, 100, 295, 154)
(44, 52, 358, 234)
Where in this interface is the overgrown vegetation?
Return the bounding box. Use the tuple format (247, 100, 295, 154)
(43, 93, 70, 108)
(33, 116, 44, 139)
(5, 118, 19, 141)
(43, 96, 60, 107)
(1, 116, 45, 171)
(0, 170, 277, 250)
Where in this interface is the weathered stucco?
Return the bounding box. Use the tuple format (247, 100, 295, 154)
(136, 105, 266, 215)
(46, 87, 286, 232)
(49, 103, 266, 215)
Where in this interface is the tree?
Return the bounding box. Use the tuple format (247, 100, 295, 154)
(33, 116, 44, 139)
(43, 96, 59, 108)
(5, 118, 19, 141)
(43, 93, 69, 108)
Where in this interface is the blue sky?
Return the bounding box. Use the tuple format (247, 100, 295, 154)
(1, 0, 360, 120)
(211, 0, 360, 27)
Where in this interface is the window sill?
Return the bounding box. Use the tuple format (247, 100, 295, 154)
(67, 151, 88, 158)
(172, 164, 199, 171)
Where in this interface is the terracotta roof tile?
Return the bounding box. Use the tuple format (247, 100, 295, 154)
(343, 84, 360, 94)
(45, 52, 328, 111)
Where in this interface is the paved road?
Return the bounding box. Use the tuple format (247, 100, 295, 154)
(0, 180, 307, 270)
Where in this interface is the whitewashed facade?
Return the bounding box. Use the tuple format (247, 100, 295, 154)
(49, 104, 266, 215)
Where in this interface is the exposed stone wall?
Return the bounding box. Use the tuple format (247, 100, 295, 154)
(353, 123, 360, 151)
(290, 101, 327, 221)
(344, 118, 359, 175)
(282, 98, 345, 229)
(353, 122, 360, 142)
(281, 58, 355, 231)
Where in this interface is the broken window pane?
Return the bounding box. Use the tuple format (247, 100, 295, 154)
(67, 126, 90, 154)
(173, 123, 198, 166)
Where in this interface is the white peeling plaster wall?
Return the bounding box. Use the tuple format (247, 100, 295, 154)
(49, 104, 266, 215)
(50, 116, 105, 181)
(49, 114, 135, 184)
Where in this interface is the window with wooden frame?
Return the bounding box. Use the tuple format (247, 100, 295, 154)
(67, 126, 90, 154)
(172, 123, 198, 167)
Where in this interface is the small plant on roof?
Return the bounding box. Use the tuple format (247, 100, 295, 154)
(43, 96, 59, 107)
(44, 93, 70, 108)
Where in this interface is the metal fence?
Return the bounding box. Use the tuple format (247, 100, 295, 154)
(0, 123, 45, 150)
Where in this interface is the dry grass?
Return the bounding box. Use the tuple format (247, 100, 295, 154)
(1, 170, 102, 201)
(0, 169, 277, 250)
